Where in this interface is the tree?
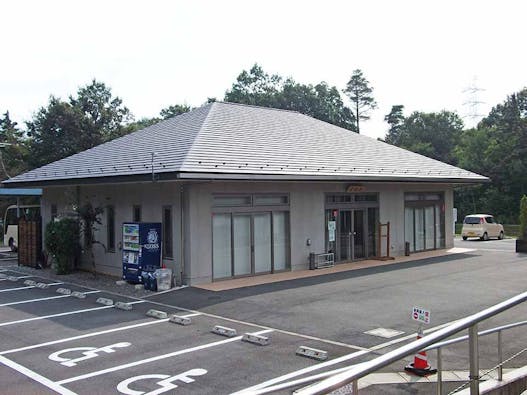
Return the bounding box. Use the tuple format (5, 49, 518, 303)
(384, 105, 405, 145)
(385, 110, 463, 165)
(27, 81, 132, 168)
(69, 80, 132, 146)
(225, 64, 356, 131)
(76, 202, 105, 276)
(343, 69, 377, 133)
(26, 97, 85, 168)
(160, 104, 191, 119)
(0, 111, 28, 179)
(224, 64, 282, 107)
(454, 88, 527, 223)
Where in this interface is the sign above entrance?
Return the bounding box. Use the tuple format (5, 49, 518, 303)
(346, 184, 366, 193)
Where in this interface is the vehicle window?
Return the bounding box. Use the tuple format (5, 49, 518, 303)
(485, 216, 494, 224)
(463, 216, 480, 224)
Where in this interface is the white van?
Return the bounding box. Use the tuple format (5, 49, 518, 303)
(461, 214, 504, 241)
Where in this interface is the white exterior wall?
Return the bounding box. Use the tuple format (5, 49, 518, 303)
(42, 182, 183, 281)
(185, 181, 454, 285)
(41, 180, 454, 285)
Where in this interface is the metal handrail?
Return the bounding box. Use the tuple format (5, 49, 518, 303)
(423, 320, 527, 351)
(243, 320, 527, 395)
(292, 291, 527, 395)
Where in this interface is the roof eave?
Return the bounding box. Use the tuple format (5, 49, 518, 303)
(2, 170, 490, 188)
(176, 172, 489, 184)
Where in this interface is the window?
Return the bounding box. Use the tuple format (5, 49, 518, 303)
(51, 204, 57, 221)
(405, 193, 442, 202)
(254, 195, 289, 205)
(213, 195, 251, 207)
(163, 206, 173, 258)
(485, 216, 494, 224)
(355, 194, 378, 202)
(133, 205, 141, 222)
(326, 194, 378, 204)
(107, 205, 115, 252)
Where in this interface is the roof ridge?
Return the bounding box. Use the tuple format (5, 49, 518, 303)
(179, 102, 216, 169)
(217, 100, 300, 114)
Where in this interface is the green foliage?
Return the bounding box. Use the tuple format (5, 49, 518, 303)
(76, 202, 104, 274)
(225, 64, 356, 131)
(27, 80, 131, 168)
(384, 105, 405, 145)
(44, 218, 80, 274)
(343, 69, 377, 134)
(160, 104, 191, 119)
(225, 64, 282, 107)
(454, 88, 527, 223)
(385, 110, 463, 165)
(0, 111, 28, 179)
(125, 104, 192, 133)
(519, 195, 527, 239)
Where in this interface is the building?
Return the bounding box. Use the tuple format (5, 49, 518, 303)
(2, 102, 488, 285)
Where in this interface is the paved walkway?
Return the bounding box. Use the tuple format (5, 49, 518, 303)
(195, 247, 476, 291)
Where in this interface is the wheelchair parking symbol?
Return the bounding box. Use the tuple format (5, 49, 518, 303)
(48, 342, 131, 367)
(117, 368, 208, 395)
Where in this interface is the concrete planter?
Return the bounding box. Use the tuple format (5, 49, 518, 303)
(516, 239, 527, 253)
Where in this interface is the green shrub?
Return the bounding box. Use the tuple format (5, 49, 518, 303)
(520, 195, 527, 240)
(44, 218, 80, 274)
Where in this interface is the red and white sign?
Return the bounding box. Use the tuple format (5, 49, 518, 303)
(412, 307, 431, 324)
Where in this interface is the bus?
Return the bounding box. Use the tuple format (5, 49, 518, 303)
(3, 205, 41, 251)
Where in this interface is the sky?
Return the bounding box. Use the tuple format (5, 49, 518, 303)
(1, 0, 526, 140)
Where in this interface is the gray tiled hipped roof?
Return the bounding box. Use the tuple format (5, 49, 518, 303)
(4, 102, 488, 185)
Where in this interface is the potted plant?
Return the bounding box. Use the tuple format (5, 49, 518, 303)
(44, 218, 80, 274)
(516, 195, 527, 253)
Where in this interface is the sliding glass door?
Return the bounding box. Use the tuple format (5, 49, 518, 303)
(404, 202, 445, 253)
(213, 211, 289, 280)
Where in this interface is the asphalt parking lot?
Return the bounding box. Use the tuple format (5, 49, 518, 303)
(0, 268, 374, 395)
(0, 237, 526, 394)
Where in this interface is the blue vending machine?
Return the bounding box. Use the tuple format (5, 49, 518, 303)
(122, 222, 162, 283)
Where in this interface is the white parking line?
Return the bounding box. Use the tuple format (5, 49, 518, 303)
(56, 329, 273, 385)
(0, 290, 101, 307)
(232, 319, 461, 394)
(144, 299, 366, 351)
(230, 350, 370, 394)
(0, 301, 145, 328)
(0, 313, 202, 355)
(0, 282, 63, 293)
(0, 275, 33, 281)
(0, 355, 76, 395)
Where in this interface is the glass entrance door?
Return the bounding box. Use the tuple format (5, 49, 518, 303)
(336, 209, 366, 261)
(233, 214, 251, 276)
(254, 212, 272, 274)
(339, 210, 353, 261)
(353, 210, 365, 259)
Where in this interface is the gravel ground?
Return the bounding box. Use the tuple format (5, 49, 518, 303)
(0, 257, 161, 298)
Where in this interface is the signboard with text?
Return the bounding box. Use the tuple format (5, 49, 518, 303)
(412, 306, 431, 324)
